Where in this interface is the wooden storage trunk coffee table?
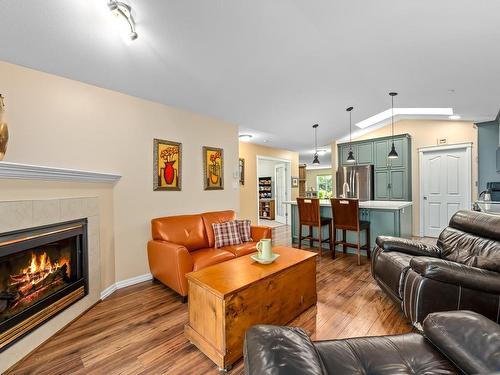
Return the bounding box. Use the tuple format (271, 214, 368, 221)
(184, 246, 317, 370)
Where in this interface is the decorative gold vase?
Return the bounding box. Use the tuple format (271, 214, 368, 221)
(0, 122, 8, 161)
(0, 94, 7, 161)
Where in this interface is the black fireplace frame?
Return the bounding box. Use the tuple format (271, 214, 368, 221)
(0, 218, 89, 351)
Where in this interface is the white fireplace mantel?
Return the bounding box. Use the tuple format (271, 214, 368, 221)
(0, 161, 121, 183)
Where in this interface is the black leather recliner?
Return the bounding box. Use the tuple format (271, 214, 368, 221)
(244, 310, 500, 375)
(371, 210, 500, 325)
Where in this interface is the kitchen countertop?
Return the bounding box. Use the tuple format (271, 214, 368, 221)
(284, 200, 413, 210)
(474, 200, 500, 215)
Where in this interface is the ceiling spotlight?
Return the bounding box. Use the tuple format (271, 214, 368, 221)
(448, 115, 461, 120)
(108, 1, 138, 41)
(239, 134, 253, 142)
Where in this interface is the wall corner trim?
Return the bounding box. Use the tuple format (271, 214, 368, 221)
(0, 161, 121, 183)
(100, 273, 153, 300)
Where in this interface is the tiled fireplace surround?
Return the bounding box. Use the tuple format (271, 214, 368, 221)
(0, 197, 101, 372)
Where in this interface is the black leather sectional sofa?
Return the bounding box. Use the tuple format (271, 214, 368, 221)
(244, 310, 500, 375)
(372, 210, 500, 325)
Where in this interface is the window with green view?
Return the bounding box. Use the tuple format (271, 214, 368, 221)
(316, 175, 333, 199)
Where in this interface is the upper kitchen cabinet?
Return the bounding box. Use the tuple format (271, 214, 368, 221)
(374, 137, 408, 169)
(340, 143, 353, 166)
(374, 140, 390, 169)
(357, 142, 374, 165)
(338, 134, 412, 201)
(339, 142, 373, 166)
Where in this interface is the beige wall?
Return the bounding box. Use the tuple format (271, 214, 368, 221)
(333, 119, 478, 235)
(0, 61, 239, 285)
(239, 142, 299, 223)
(305, 168, 333, 191)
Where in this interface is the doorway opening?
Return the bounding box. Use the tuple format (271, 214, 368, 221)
(419, 143, 472, 237)
(256, 156, 292, 227)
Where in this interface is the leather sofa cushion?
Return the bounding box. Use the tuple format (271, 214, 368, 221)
(201, 210, 237, 247)
(151, 214, 208, 251)
(410, 257, 500, 294)
(438, 227, 500, 266)
(449, 210, 500, 242)
(423, 310, 500, 374)
(191, 247, 235, 271)
(315, 334, 458, 375)
(376, 236, 441, 258)
(222, 242, 258, 257)
(245, 325, 326, 375)
(471, 255, 500, 272)
(373, 250, 413, 299)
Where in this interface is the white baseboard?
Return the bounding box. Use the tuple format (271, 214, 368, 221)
(100, 284, 117, 300)
(100, 273, 152, 300)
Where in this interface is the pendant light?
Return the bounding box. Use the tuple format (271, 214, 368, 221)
(388, 92, 399, 159)
(346, 106, 355, 163)
(312, 124, 320, 164)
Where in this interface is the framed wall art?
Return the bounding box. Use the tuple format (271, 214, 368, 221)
(239, 158, 245, 185)
(291, 176, 299, 188)
(153, 138, 182, 191)
(203, 146, 224, 190)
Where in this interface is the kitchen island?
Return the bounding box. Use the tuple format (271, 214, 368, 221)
(285, 200, 413, 254)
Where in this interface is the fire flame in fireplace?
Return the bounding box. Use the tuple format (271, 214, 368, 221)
(22, 252, 70, 285)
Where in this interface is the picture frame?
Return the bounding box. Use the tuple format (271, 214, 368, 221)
(153, 138, 182, 191)
(239, 158, 245, 185)
(291, 176, 299, 188)
(203, 146, 224, 190)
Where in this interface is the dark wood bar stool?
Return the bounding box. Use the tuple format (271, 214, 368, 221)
(296, 198, 332, 256)
(330, 198, 370, 265)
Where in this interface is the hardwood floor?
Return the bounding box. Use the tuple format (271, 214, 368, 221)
(8, 247, 412, 375)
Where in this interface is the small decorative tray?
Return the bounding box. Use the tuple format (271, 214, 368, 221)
(250, 253, 280, 265)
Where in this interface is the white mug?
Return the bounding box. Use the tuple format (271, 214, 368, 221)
(256, 239, 273, 259)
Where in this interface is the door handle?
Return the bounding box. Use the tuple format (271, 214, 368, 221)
(423, 196, 428, 200)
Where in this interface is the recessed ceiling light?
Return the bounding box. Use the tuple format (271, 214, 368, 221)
(448, 115, 461, 120)
(356, 108, 454, 129)
(239, 134, 253, 142)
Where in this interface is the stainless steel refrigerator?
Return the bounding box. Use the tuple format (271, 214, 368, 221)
(336, 165, 374, 201)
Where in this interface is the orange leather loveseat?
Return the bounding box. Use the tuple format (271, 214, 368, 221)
(147, 210, 272, 297)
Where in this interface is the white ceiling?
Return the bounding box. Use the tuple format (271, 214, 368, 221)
(1, 0, 499, 156)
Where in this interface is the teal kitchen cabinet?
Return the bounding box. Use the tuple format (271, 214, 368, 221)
(374, 140, 390, 169)
(356, 142, 374, 165)
(340, 142, 373, 166)
(389, 169, 406, 200)
(289, 202, 413, 251)
(338, 134, 411, 201)
(374, 170, 390, 199)
(388, 138, 406, 168)
(340, 144, 353, 166)
(374, 169, 408, 201)
(374, 137, 407, 169)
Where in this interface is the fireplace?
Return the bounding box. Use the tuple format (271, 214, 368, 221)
(0, 219, 88, 351)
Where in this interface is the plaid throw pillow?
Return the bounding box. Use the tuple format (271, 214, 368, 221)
(212, 221, 242, 248)
(236, 219, 253, 242)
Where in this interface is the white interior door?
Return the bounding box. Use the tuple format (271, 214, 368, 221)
(274, 163, 287, 223)
(420, 145, 471, 237)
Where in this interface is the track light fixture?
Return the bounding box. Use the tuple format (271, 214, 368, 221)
(108, 0, 138, 41)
